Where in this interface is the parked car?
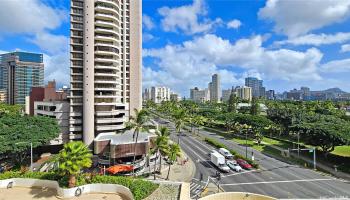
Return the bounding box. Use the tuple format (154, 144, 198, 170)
(226, 160, 242, 172)
(219, 148, 234, 159)
(236, 159, 252, 169)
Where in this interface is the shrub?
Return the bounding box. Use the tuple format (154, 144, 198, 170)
(204, 138, 225, 149)
(90, 175, 158, 200)
(0, 171, 158, 200)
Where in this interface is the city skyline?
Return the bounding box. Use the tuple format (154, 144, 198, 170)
(0, 0, 350, 97)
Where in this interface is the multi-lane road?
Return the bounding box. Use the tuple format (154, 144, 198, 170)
(154, 117, 350, 199)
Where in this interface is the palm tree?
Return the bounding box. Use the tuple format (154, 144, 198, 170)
(56, 141, 92, 188)
(152, 127, 169, 180)
(157, 126, 170, 172)
(166, 143, 181, 180)
(193, 115, 206, 135)
(173, 109, 186, 144)
(127, 108, 149, 175)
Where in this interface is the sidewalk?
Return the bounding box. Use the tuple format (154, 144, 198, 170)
(154, 150, 196, 182)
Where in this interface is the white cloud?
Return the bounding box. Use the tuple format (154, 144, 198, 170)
(0, 0, 67, 34)
(143, 33, 156, 42)
(0, 0, 69, 86)
(259, 0, 350, 37)
(321, 58, 350, 73)
(158, 0, 222, 35)
(275, 32, 350, 46)
(227, 19, 242, 29)
(143, 34, 323, 96)
(29, 32, 69, 54)
(143, 14, 155, 30)
(43, 53, 70, 85)
(340, 44, 350, 52)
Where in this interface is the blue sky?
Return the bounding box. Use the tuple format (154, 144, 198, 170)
(1, 0, 350, 97)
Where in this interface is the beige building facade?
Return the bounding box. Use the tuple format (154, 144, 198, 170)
(237, 86, 252, 101)
(70, 0, 142, 146)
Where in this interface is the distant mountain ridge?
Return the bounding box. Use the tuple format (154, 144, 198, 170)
(322, 88, 347, 94)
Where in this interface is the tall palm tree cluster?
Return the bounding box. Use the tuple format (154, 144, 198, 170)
(128, 108, 181, 179)
(152, 126, 181, 180)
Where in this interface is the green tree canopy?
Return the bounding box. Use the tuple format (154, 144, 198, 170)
(0, 114, 60, 164)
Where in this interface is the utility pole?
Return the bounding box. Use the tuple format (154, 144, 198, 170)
(245, 129, 249, 159)
(298, 132, 300, 157)
(30, 142, 33, 171)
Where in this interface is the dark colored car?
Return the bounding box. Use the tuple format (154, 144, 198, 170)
(236, 159, 252, 169)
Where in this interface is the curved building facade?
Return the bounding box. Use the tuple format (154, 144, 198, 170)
(70, 0, 142, 146)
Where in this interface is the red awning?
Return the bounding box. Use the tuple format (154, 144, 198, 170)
(106, 165, 134, 174)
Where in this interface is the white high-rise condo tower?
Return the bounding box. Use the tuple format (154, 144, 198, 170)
(70, 0, 142, 147)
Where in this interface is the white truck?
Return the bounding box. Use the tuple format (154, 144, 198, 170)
(210, 151, 230, 172)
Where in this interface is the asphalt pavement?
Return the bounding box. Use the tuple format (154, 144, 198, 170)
(153, 117, 350, 199)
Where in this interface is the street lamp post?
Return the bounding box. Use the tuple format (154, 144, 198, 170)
(245, 128, 250, 159)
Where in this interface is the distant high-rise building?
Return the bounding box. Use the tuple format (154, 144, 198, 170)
(300, 87, 310, 100)
(287, 89, 303, 100)
(190, 87, 210, 103)
(265, 90, 275, 100)
(245, 77, 264, 98)
(0, 51, 44, 105)
(70, 0, 142, 146)
(209, 74, 221, 102)
(143, 88, 151, 101)
(151, 86, 170, 103)
(222, 89, 234, 102)
(236, 86, 252, 101)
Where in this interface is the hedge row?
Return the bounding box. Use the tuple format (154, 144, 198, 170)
(204, 137, 259, 168)
(0, 171, 158, 200)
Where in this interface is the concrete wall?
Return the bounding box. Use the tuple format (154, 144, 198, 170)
(0, 178, 133, 200)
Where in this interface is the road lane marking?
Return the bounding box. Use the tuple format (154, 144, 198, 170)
(220, 178, 337, 186)
(221, 169, 259, 178)
(182, 137, 210, 156)
(180, 138, 220, 170)
(179, 138, 206, 161)
(186, 135, 213, 151)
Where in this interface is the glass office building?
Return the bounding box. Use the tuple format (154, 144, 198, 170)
(0, 51, 44, 104)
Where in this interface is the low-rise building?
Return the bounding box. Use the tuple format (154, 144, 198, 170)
(26, 80, 70, 145)
(34, 101, 70, 145)
(94, 130, 156, 171)
(170, 93, 181, 102)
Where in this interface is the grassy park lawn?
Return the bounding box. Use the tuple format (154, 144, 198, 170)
(232, 138, 265, 151)
(233, 135, 350, 158)
(332, 146, 350, 157)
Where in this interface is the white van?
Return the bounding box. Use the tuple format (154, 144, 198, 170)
(219, 148, 233, 159)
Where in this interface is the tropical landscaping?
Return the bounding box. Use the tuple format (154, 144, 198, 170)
(0, 104, 184, 199)
(145, 97, 350, 173)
